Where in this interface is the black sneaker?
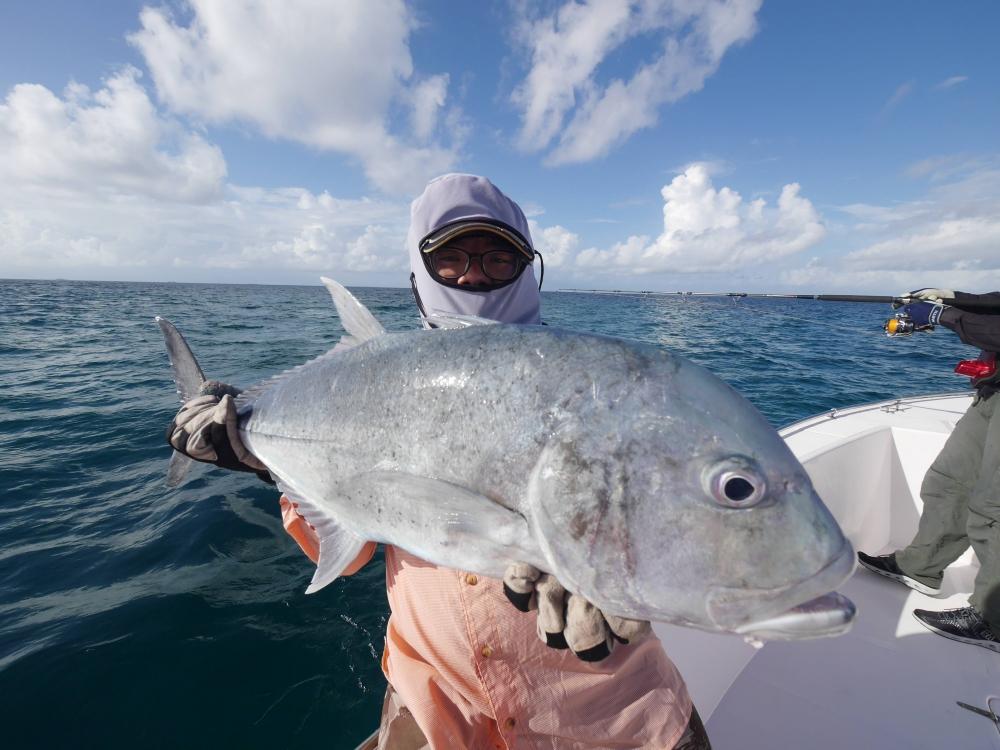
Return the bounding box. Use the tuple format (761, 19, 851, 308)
(913, 607, 1000, 654)
(856, 551, 942, 595)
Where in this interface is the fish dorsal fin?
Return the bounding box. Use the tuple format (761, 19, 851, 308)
(320, 277, 386, 342)
(155, 316, 206, 403)
(424, 311, 500, 329)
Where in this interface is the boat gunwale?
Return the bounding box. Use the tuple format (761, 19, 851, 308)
(779, 390, 974, 439)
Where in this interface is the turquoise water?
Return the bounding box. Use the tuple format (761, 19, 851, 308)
(0, 279, 974, 749)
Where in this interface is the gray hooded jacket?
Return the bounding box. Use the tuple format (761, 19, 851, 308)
(408, 173, 542, 325)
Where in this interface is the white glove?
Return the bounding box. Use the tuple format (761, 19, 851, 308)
(166, 384, 269, 478)
(903, 288, 955, 302)
(503, 563, 651, 661)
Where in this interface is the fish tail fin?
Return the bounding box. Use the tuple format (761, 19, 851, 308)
(155, 316, 208, 487)
(155, 316, 208, 402)
(165, 451, 194, 488)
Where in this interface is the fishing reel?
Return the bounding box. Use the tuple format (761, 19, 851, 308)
(884, 311, 915, 337)
(884, 311, 935, 337)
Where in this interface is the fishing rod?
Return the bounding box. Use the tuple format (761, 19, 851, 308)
(667, 291, 1000, 338)
(561, 287, 1000, 381)
(654, 291, 904, 304)
(560, 288, 901, 336)
(560, 289, 904, 303)
(559, 288, 1000, 340)
(662, 292, 922, 337)
(563, 288, 1000, 310)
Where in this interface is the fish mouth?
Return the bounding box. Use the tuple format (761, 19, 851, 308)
(732, 591, 856, 640)
(707, 540, 857, 640)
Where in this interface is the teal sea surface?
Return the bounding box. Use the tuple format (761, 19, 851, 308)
(0, 279, 975, 748)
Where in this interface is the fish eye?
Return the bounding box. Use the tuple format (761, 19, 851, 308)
(705, 459, 767, 508)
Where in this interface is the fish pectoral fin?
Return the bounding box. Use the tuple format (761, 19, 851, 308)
(342, 471, 544, 574)
(275, 480, 367, 595)
(309, 523, 367, 594)
(320, 277, 386, 342)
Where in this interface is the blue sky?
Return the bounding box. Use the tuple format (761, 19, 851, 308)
(1, 0, 998, 291)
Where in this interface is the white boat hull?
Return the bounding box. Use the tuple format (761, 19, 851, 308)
(655, 392, 1000, 748)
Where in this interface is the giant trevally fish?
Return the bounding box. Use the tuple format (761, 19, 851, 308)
(158, 277, 856, 640)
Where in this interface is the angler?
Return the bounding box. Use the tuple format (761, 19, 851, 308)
(858, 287, 1000, 653)
(160, 174, 857, 750)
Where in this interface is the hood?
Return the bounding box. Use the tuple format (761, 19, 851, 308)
(408, 173, 542, 325)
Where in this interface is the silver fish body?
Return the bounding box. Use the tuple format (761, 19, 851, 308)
(232, 313, 854, 639)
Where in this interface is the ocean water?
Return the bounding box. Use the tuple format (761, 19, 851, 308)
(0, 279, 975, 749)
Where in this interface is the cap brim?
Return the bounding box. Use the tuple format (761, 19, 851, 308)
(420, 221, 534, 261)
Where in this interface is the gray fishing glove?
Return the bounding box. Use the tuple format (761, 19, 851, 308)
(503, 563, 651, 661)
(166, 381, 273, 482)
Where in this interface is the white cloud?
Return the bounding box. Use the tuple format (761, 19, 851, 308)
(842, 206, 1000, 280)
(904, 153, 997, 184)
(529, 220, 580, 267)
(0, 180, 409, 279)
(511, 0, 761, 164)
(576, 163, 825, 272)
(933, 75, 968, 90)
(779, 156, 1000, 292)
(236, 218, 406, 273)
(129, 0, 460, 193)
(0, 70, 411, 280)
(846, 218, 1000, 271)
(841, 163, 1000, 274)
(410, 74, 450, 141)
(879, 80, 914, 120)
(0, 67, 225, 202)
(779, 262, 1000, 296)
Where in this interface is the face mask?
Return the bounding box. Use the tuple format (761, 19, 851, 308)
(408, 174, 542, 326)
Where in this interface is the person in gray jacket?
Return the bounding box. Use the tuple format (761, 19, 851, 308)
(167, 173, 711, 749)
(858, 288, 1000, 653)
